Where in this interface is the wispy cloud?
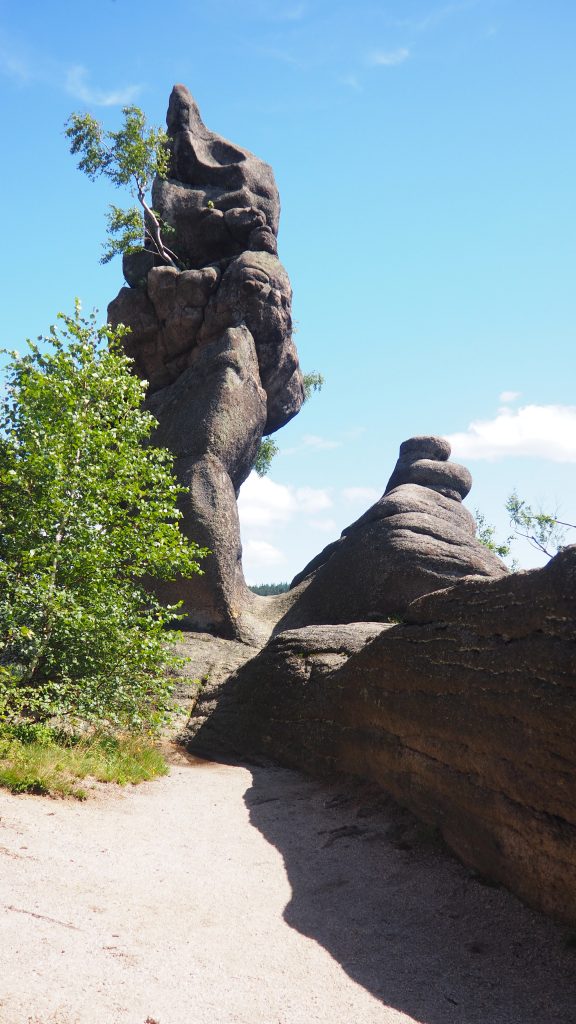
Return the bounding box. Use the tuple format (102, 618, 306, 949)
(499, 390, 521, 404)
(340, 73, 362, 92)
(446, 404, 576, 462)
(368, 47, 410, 67)
(65, 66, 142, 107)
(0, 44, 32, 84)
(302, 434, 341, 451)
(273, 2, 307, 20)
(0, 36, 141, 107)
(396, 0, 481, 33)
(249, 0, 307, 21)
(238, 474, 333, 528)
(284, 433, 343, 455)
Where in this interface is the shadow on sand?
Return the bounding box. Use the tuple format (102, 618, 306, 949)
(240, 760, 576, 1024)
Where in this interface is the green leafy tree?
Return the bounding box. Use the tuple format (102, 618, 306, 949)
(0, 304, 207, 729)
(506, 491, 575, 559)
(65, 106, 178, 267)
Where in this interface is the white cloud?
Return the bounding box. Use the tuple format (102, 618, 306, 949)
(295, 486, 333, 513)
(238, 475, 296, 527)
(368, 48, 410, 67)
(499, 390, 521, 404)
(446, 404, 576, 462)
(238, 473, 332, 528)
(243, 539, 287, 567)
(66, 66, 142, 107)
(342, 486, 381, 504)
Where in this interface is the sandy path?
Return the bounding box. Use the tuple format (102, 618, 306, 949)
(1, 754, 575, 1024)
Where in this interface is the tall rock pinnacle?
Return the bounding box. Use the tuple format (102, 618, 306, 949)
(108, 85, 304, 643)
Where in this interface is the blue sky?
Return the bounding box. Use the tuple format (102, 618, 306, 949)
(1, 0, 575, 582)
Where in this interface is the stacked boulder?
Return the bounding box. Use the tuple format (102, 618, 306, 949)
(276, 435, 507, 631)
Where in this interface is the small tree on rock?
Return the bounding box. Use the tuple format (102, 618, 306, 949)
(254, 372, 325, 476)
(65, 106, 178, 267)
(506, 491, 575, 559)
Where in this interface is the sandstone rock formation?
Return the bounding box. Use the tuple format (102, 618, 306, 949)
(108, 85, 304, 642)
(187, 546, 576, 924)
(103, 89, 575, 932)
(275, 435, 507, 631)
(187, 622, 388, 759)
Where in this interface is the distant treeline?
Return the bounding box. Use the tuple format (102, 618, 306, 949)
(249, 582, 290, 596)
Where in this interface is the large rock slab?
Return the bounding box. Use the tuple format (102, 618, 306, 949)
(187, 622, 389, 759)
(277, 435, 507, 631)
(188, 547, 576, 924)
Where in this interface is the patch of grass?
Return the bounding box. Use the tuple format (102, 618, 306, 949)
(0, 723, 168, 799)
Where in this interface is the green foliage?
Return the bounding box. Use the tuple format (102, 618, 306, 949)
(0, 723, 168, 798)
(506, 490, 574, 559)
(475, 496, 575, 567)
(253, 372, 325, 478)
(473, 509, 514, 560)
(65, 106, 176, 267)
(303, 371, 324, 402)
(65, 106, 169, 190)
(254, 437, 279, 477)
(249, 582, 290, 596)
(0, 303, 207, 731)
(101, 205, 144, 264)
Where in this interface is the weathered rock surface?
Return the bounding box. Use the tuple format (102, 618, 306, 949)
(108, 85, 304, 641)
(187, 622, 389, 759)
(277, 435, 507, 631)
(168, 631, 257, 734)
(188, 547, 576, 923)
(153, 82, 280, 268)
